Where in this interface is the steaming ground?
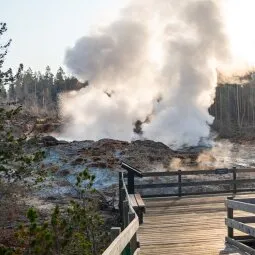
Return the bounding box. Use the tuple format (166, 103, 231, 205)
(35, 137, 255, 200)
(61, 0, 229, 148)
(170, 139, 255, 170)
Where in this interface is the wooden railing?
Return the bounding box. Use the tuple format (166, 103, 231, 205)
(225, 197, 255, 254)
(129, 167, 255, 197)
(103, 164, 255, 254)
(102, 172, 140, 255)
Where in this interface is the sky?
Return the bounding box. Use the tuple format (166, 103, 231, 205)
(223, 0, 255, 71)
(1, 0, 255, 75)
(1, 0, 128, 74)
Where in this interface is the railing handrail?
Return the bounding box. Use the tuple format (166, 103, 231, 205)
(102, 172, 139, 255)
(135, 178, 255, 188)
(102, 217, 139, 255)
(142, 167, 255, 177)
(225, 197, 255, 254)
(125, 166, 255, 198)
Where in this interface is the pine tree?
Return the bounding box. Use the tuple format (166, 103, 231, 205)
(8, 82, 16, 101)
(0, 82, 7, 100)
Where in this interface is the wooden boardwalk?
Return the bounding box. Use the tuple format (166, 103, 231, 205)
(138, 195, 249, 255)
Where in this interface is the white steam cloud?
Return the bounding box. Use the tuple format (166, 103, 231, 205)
(61, 0, 229, 148)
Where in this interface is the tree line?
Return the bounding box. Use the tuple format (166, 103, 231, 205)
(210, 74, 255, 138)
(2, 63, 255, 138)
(0, 66, 88, 116)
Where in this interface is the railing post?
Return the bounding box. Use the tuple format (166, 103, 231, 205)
(120, 188, 126, 228)
(123, 200, 129, 229)
(128, 171, 135, 194)
(119, 172, 123, 221)
(227, 196, 234, 238)
(129, 212, 138, 254)
(233, 167, 237, 195)
(178, 170, 182, 197)
(111, 227, 121, 241)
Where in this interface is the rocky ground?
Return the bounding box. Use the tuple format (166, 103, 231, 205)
(0, 135, 202, 249)
(35, 136, 200, 200)
(34, 135, 255, 200)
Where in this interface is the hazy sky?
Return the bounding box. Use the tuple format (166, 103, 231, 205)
(2, 0, 255, 75)
(1, 0, 127, 74)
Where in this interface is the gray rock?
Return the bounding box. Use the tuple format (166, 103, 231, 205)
(40, 136, 59, 146)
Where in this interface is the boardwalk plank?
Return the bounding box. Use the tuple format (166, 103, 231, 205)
(138, 195, 254, 255)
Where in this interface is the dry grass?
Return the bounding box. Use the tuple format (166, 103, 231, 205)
(0, 182, 28, 247)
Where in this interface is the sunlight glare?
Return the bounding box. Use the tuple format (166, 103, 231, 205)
(224, 0, 255, 68)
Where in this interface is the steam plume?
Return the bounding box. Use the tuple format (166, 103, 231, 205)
(61, 0, 229, 148)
